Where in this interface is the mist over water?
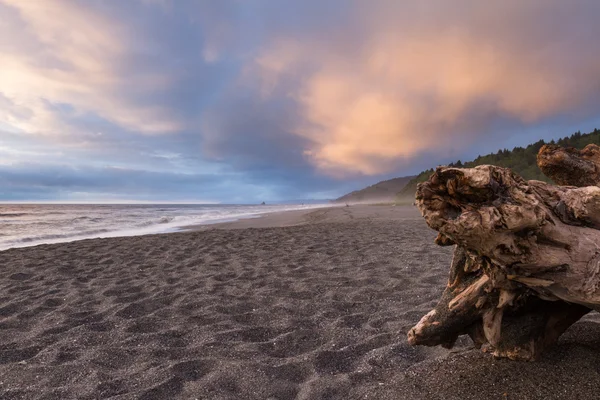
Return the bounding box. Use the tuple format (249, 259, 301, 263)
(0, 203, 328, 250)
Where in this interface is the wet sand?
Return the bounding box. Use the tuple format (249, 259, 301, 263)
(0, 205, 599, 399)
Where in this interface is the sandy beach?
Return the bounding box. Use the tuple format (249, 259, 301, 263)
(1, 205, 599, 400)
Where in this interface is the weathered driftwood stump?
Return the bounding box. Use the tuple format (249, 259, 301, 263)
(407, 144, 600, 360)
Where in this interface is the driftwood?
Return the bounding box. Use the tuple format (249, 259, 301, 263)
(537, 143, 600, 187)
(407, 144, 600, 360)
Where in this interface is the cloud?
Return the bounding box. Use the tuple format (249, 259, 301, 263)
(0, 161, 232, 202)
(0, 0, 187, 136)
(2, 1, 600, 201)
(0, 158, 347, 203)
(242, 0, 600, 176)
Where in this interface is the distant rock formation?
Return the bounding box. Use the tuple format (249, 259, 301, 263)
(260, 201, 266, 205)
(333, 176, 414, 204)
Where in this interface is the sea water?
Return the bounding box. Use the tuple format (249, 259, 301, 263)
(0, 203, 328, 250)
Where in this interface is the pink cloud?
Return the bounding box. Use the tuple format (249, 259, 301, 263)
(247, 1, 600, 176)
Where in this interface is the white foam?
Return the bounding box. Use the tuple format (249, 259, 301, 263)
(0, 204, 331, 250)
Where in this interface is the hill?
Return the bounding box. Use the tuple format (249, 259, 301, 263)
(396, 128, 600, 201)
(334, 176, 415, 204)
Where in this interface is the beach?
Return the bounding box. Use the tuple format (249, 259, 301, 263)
(1, 205, 599, 400)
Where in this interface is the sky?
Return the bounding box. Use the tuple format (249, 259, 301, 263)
(2, 0, 600, 203)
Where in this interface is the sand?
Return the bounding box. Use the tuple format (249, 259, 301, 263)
(0, 205, 599, 400)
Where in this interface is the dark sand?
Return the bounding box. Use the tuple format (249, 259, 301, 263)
(1, 205, 599, 399)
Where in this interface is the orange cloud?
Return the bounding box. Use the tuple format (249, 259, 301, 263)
(250, 2, 600, 176)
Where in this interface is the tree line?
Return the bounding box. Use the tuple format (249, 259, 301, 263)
(396, 128, 600, 201)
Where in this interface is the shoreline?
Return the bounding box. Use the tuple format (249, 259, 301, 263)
(0, 203, 335, 252)
(185, 204, 421, 231)
(0, 204, 417, 252)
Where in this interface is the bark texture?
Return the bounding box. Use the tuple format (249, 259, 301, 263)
(408, 145, 600, 360)
(537, 143, 600, 186)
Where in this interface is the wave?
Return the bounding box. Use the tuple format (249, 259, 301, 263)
(71, 216, 103, 223)
(16, 228, 113, 243)
(0, 203, 331, 251)
(136, 216, 174, 227)
(159, 216, 174, 224)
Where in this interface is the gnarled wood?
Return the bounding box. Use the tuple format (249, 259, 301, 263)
(407, 244, 590, 360)
(537, 143, 600, 186)
(408, 144, 600, 360)
(417, 165, 600, 307)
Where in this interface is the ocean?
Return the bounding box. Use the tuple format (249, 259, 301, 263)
(0, 203, 329, 251)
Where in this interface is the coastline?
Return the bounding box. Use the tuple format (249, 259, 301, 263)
(0, 203, 334, 252)
(0, 205, 599, 399)
(0, 203, 412, 252)
(183, 204, 421, 231)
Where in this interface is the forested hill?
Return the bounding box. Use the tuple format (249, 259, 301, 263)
(333, 176, 414, 204)
(396, 128, 600, 201)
